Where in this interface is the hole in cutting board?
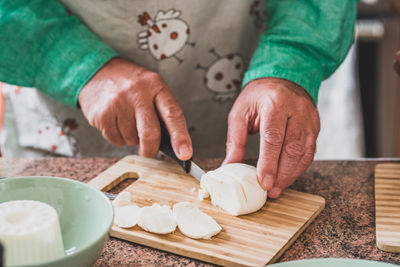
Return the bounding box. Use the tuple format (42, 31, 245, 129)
(106, 172, 138, 194)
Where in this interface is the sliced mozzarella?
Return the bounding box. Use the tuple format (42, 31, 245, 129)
(138, 203, 177, 234)
(200, 163, 267, 216)
(113, 204, 140, 228)
(173, 202, 221, 239)
(112, 191, 132, 207)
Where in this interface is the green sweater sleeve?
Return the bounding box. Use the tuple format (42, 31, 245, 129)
(243, 0, 358, 104)
(0, 0, 117, 107)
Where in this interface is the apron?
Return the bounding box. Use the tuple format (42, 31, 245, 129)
(0, 0, 266, 158)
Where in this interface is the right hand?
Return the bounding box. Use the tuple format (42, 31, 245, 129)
(78, 57, 193, 160)
(223, 78, 320, 198)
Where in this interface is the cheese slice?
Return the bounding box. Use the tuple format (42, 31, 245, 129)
(138, 203, 177, 234)
(173, 202, 221, 239)
(114, 204, 141, 228)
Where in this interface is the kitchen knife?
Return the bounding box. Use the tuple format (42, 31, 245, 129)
(158, 119, 205, 182)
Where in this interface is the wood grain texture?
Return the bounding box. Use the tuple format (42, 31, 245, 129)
(375, 163, 400, 253)
(88, 155, 325, 266)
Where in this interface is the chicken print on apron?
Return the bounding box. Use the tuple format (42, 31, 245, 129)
(196, 49, 244, 102)
(137, 9, 195, 63)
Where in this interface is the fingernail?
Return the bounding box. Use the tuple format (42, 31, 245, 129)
(179, 144, 191, 159)
(262, 175, 274, 190)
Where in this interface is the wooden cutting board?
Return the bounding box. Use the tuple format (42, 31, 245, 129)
(375, 163, 400, 253)
(88, 155, 325, 266)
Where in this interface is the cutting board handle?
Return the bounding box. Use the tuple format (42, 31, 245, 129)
(87, 156, 140, 192)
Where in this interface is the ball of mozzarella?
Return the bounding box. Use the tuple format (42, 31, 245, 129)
(199, 163, 267, 216)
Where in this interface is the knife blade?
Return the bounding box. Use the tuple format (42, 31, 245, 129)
(158, 118, 205, 182)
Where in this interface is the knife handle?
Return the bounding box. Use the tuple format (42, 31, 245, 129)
(159, 118, 191, 173)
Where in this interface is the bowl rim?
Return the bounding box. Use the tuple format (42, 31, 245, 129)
(0, 176, 114, 267)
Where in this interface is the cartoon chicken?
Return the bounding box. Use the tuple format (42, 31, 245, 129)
(137, 9, 194, 63)
(197, 49, 244, 102)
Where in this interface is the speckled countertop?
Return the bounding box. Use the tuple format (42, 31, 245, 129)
(1, 157, 400, 266)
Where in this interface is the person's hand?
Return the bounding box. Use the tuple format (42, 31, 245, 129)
(223, 77, 320, 198)
(78, 57, 193, 160)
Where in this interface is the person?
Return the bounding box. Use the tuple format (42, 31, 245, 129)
(0, 0, 357, 198)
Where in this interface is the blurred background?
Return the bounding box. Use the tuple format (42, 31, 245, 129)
(315, 0, 400, 159)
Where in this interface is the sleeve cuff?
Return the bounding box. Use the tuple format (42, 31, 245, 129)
(242, 41, 324, 105)
(242, 68, 320, 104)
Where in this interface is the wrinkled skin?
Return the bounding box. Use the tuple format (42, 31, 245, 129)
(79, 58, 320, 199)
(223, 78, 320, 198)
(78, 57, 193, 160)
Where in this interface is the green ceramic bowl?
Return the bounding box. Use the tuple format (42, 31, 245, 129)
(0, 176, 114, 267)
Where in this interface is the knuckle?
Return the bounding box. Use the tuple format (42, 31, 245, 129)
(301, 151, 315, 166)
(273, 91, 287, 104)
(139, 127, 160, 142)
(262, 128, 283, 148)
(301, 143, 316, 166)
(163, 104, 184, 121)
(295, 101, 308, 113)
(305, 131, 319, 146)
(284, 141, 304, 158)
(261, 95, 281, 111)
(114, 88, 128, 100)
(286, 127, 304, 141)
(264, 87, 281, 99)
(115, 77, 134, 93)
(228, 110, 242, 125)
(142, 71, 163, 85)
(226, 133, 245, 148)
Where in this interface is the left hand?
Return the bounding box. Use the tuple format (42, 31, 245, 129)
(223, 77, 320, 198)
